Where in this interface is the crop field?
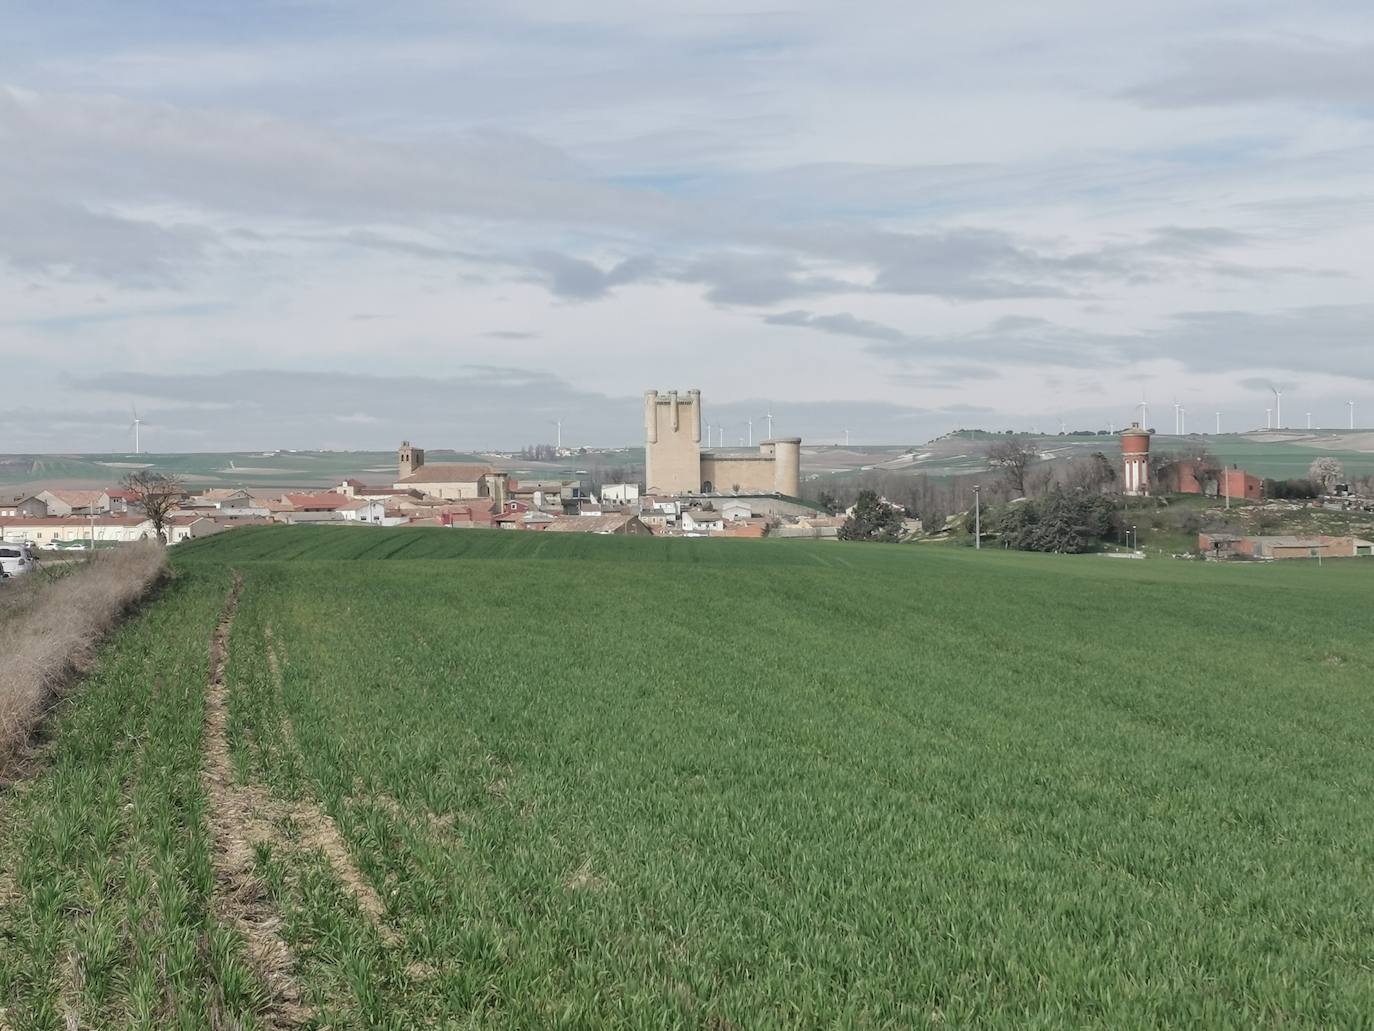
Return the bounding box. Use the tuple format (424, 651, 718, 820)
(3, 527, 1374, 1026)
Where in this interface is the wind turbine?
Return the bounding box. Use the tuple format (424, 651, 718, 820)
(1138, 394, 1149, 426)
(1350, 400, 1356, 430)
(1272, 386, 1282, 429)
(1179, 405, 1186, 435)
(1215, 412, 1221, 434)
(762, 408, 774, 439)
(129, 407, 142, 455)
(1306, 412, 1312, 430)
(747, 418, 753, 447)
(1265, 408, 1272, 429)
(1173, 399, 1181, 435)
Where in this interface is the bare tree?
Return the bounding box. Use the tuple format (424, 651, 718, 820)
(985, 436, 1040, 497)
(123, 471, 186, 544)
(1308, 457, 1344, 495)
(1064, 452, 1117, 493)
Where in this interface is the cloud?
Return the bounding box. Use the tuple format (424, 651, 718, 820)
(1124, 39, 1374, 111)
(764, 309, 909, 343)
(525, 251, 658, 300)
(0, 194, 209, 286)
(767, 309, 1131, 368)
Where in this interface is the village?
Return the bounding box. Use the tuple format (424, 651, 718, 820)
(2, 392, 1373, 560)
(0, 445, 848, 551)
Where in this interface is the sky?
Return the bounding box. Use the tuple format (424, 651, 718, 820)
(2, 0, 1373, 451)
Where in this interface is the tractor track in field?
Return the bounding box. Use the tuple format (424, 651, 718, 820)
(203, 574, 311, 1029)
(263, 627, 401, 947)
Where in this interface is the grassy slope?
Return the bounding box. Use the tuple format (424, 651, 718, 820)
(6, 526, 1374, 1026)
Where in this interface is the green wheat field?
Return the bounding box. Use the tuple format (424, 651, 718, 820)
(2, 526, 1372, 1027)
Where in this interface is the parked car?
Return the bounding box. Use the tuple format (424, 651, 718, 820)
(0, 542, 37, 578)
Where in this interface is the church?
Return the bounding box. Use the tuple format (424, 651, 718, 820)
(392, 442, 503, 501)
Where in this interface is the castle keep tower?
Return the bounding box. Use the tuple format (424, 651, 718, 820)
(644, 389, 702, 493)
(1121, 423, 1151, 496)
(644, 388, 802, 496)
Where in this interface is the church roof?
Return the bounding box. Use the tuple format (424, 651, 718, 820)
(395, 463, 495, 484)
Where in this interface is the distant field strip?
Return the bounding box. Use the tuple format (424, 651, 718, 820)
(5, 527, 1374, 1025)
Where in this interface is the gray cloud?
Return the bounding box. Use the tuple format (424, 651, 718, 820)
(766, 309, 1131, 369)
(0, 194, 208, 286)
(525, 251, 659, 300)
(1125, 39, 1374, 110)
(765, 309, 908, 343)
(1150, 305, 1374, 377)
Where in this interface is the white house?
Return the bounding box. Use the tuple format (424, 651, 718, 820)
(0, 516, 154, 546)
(339, 498, 387, 523)
(681, 508, 725, 534)
(721, 499, 753, 522)
(601, 483, 641, 506)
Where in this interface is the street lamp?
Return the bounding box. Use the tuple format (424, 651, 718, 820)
(1131, 524, 1138, 551)
(973, 484, 981, 550)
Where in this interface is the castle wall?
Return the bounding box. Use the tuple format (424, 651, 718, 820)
(699, 455, 777, 494)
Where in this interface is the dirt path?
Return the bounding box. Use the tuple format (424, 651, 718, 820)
(203, 575, 310, 1029)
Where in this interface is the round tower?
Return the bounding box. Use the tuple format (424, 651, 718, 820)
(770, 437, 802, 496)
(1121, 423, 1151, 496)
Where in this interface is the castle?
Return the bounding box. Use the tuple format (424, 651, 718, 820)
(644, 389, 801, 496)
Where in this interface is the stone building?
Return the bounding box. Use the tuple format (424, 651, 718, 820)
(643, 389, 801, 496)
(392, 441, 507, 502)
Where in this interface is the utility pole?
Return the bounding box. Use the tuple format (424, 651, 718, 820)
(973, 484, 981, 550)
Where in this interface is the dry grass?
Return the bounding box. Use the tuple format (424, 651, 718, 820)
(0, 542, 167, 776)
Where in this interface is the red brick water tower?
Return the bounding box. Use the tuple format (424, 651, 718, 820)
(1121, 423, 1151, 496)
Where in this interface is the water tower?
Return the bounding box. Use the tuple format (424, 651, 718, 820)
(1121, 423, 1151, 496)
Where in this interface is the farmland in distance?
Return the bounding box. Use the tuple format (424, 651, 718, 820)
(3, 526, 1374, 1026)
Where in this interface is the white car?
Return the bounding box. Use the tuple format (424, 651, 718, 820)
(0, 542, 37, 578)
